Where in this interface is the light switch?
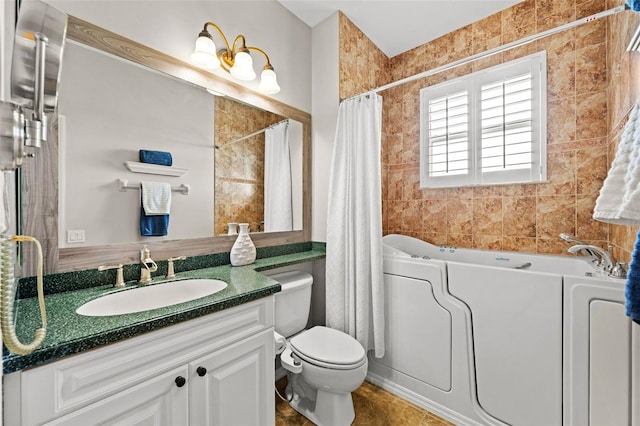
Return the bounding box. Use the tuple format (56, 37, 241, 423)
(67, 229, 85, 243)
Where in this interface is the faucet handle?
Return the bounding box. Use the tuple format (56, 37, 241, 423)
(98, 264, 125, 288)
(609, 262, 628, 279)
(166, 256, 187, 279)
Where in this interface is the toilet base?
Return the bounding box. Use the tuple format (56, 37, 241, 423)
(286, 373, 356, 426)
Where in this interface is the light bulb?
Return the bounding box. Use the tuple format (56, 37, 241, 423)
(230, 49, 256, 80)
(191, 35, 220, 69)
(259, 68, 280, 94)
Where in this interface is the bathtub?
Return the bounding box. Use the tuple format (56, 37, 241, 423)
(367, 234, 639, 426)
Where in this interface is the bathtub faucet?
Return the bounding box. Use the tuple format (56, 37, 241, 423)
(567, 244, 614, 273)
(559, 233, 596, 257)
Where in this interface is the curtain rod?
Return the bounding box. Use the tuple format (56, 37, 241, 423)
(345, 4, 628, 101)
(215, 119, 289, 149)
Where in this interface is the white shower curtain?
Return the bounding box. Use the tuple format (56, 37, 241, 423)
(264, 121, 292, 232)
(326, 94, 385, 358)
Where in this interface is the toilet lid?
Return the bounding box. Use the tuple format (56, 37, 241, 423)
(289, 326, 366, 368)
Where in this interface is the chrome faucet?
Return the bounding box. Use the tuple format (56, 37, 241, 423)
(568, 244, 614, 273)
(560, 233, 596, 257)
(139, 245, 158, 284)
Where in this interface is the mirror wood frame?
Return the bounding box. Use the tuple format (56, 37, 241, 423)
(21, 15, 311, 274)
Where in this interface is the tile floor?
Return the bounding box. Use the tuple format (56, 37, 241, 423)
(275, 378, 455, 425)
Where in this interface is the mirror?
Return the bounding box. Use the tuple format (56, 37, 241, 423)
(213, 97, 304, 236)
(20, 15, 311, 274)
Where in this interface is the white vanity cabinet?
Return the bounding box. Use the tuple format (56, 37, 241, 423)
(3, 297, 275, 426)
(42, 365, 190, 425)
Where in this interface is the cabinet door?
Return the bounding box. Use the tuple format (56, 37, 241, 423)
(189, 328, 275, 426)
(44, 366, 189, 426)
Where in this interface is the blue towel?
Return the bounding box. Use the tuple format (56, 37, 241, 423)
(140, 207, 169, 236)
(140, 182, 171, 237)
(625, 229, 640, 325)
(627, 0, 640, 12)
(139, 150, 173, 166)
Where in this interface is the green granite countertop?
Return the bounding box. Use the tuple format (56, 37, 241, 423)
(3, 248, 325, 374)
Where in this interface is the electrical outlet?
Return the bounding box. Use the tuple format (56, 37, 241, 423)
(67, 230, 85, 243)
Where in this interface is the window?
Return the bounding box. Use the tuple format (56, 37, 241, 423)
(420, 52, 547, 188)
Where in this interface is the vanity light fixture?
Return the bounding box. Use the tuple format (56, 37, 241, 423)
(191, 22, 281, 94)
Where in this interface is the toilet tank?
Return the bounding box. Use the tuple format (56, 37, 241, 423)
(270, 271, 313, 338)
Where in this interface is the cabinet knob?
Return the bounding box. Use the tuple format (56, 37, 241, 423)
(197, 366, 207, 377)
(175, 376, 186, 388)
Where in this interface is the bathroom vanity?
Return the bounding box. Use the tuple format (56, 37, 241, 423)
(2, 248, 325, 426)
(4, 298, 275, 425)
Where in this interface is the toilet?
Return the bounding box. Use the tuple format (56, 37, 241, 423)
(270, 271, 368, 426)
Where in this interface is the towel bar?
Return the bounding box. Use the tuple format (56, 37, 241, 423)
(117, 179, 190, 195)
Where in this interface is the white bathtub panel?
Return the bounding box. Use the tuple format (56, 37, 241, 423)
(589, 300, 630, 426)
(562, 277, 629, 426)
(374, 257, 493, 426)
(379, 274, 452, 391)
(448, 263, 563, 426)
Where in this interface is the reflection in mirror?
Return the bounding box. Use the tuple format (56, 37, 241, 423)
(214, 98, 303, 236)
(56, 41, 303, 247)
(19, 16, 311, 274)
(58, 41, 214, 247)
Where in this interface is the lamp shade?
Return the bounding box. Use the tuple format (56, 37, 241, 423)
(230, 50, 256, 80)
(191, 35, 220, 69)
(259, 68, 280, 94)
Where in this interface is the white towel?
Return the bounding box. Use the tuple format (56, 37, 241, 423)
(141, 181, 171, 215)
(594, 101, 640, 225)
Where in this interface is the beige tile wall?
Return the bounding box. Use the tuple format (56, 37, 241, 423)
(607, 0, 640, 261)
(339, 0, 640, 261)
(214, 97, 284, 236)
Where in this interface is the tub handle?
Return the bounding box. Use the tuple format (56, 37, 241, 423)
(410, 254, 431, 260)
(514, 262, 532, 270)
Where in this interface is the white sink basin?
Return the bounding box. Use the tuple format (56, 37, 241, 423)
(76, 279, 228, 317)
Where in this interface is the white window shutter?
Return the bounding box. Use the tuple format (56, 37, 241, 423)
(420, 52, 547, 188)
(420, 79, 473, 188)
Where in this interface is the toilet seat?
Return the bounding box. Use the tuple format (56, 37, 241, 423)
(289, 326, 366, 370)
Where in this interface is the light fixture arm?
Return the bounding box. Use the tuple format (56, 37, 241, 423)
(201, 21, 231, 55)
(218, 34, 249, 69)
(231, 35, 248, 55)
(247, 46, 273, 70)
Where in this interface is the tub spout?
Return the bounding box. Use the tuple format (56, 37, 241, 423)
(568, 244, 614, 273)
(560, 233, 587, 245)
(560, 233, 596, 257)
